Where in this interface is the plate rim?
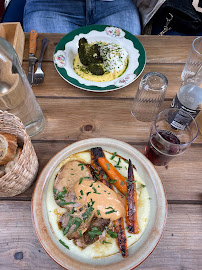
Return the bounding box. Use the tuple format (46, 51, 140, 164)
(32, 138, 167, 270)
(53, 25, 146, 92)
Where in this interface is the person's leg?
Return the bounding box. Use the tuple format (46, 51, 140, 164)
(93, 0, 141, 35)
(23, 0, 85, 33)
(96, 9, 141, 35)
(23, 11, 80, 33)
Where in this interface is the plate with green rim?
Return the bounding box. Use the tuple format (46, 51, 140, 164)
(54, 25, 146, 92)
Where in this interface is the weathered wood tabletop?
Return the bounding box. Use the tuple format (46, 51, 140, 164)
(0, 33, 202, 270)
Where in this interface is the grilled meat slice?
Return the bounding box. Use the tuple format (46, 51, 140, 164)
(74, 217, 110, 249)
(59, 206, 94, 239)
(54, 160, 93, 209)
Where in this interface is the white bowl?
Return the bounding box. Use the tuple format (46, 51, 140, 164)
(32, 138, 167, 270)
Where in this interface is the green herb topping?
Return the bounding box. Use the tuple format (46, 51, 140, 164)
(59, 239, 69, 249)
(110, 152, 117, 160)
(88, 227, 102, 239)
(107, 230, 117, 238)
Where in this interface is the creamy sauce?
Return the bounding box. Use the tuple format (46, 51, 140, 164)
(73, 41, 128, 82)
(74, 179, 126, 221)
(46, 150, 150, 259)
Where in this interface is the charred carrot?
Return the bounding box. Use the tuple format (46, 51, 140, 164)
(91, 148, 111, 188)
(92, 147, 127, 195)
(113, 218, 128, 257)
(126, 159, 139, 234)
(91, 147, 128, 257)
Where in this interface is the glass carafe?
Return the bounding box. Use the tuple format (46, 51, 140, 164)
(0, 37, 44, 137)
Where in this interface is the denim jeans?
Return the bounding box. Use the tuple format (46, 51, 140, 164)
(23, 0, 141, 35)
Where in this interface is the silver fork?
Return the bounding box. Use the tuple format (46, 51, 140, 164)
(33, 38, 49, 85)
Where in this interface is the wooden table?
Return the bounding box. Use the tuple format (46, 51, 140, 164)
(0, 34, 202, 270)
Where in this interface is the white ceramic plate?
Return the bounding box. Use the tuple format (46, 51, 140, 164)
(54, 25, 146, 92)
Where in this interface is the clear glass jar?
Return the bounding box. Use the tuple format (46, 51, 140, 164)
(0, 37, 44, 137)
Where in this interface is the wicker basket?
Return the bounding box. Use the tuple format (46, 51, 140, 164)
(0, 110, 39, 197)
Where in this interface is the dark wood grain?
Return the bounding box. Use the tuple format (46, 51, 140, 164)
(0, 201, 201, 270)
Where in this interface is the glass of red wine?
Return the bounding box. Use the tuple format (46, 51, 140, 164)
(145, 108, 198, 166)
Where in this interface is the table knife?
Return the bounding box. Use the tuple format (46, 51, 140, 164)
(28, 30, 38, 85)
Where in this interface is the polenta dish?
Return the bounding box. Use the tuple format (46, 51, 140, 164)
(73, 38, 129, 82)
(46, 147, 150, 259)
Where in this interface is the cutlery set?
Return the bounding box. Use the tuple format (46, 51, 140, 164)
(28, 30, 49, 86)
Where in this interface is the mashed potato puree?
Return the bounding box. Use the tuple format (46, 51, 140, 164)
(46, 150, 150, 259)
(73, 42, 129, 82)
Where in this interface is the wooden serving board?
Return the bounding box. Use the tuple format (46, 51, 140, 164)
(0, 22, 25, 63)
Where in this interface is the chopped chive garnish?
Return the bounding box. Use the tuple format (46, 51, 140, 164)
(58, 201, 68, 206)
(67, 207, 75, 216)
(78, 163, 84, 171)
(79, 178, 83, 184)
(126, 180, 136, 184)
(121, 180, 125, 185)
(106, 163, 110, 170)
(103, 174, 107, 179)
(65, 202, 76, 205)
(105, 206, 113, 209)
(53, 188, 57, 195)
(88, 227, 102, 239)
(108, 178, 117, 184)
(92, 187, 101, 194)
(97, 210, 101, 216)
(86, 191, 91, 196)
(107, 230, 117, 239)
(105, 209, 117, 214)
(141, 184, 146, 188)
(124, 159, 129, 164)
(124, 192, 128, 197)
(79, 230, 83, 236)
(83, 176, 90, 179)
(73, 217, 82, 231)
(102, 240, 111, 244)
(80, 190, 83, 195)
(110, 152, 117, 160)
(117, 157, 121, 166)
(63, 216, 73, 235)
(115, 165, 122, 169)
(59, 239, 69, 249)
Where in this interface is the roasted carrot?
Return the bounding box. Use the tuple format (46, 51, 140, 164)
(91, 148, 111, 188)
(92, 147, 127, 195)
(126, 159, 139, 234)
(91, 147, 128, 257)
(113, 218, 128, 257)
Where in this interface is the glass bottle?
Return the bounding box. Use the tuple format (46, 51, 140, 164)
(170, 67, 202, 129)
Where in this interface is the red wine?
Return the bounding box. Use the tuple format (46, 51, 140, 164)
(145, 130, 180, 166)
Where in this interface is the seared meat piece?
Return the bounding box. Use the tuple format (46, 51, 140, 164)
(54, 160, 92, 209)
(59, 205, 94, 240)
(74, 217, 110, 249)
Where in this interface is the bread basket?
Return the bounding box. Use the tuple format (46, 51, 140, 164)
(0, 110, 39, 197)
